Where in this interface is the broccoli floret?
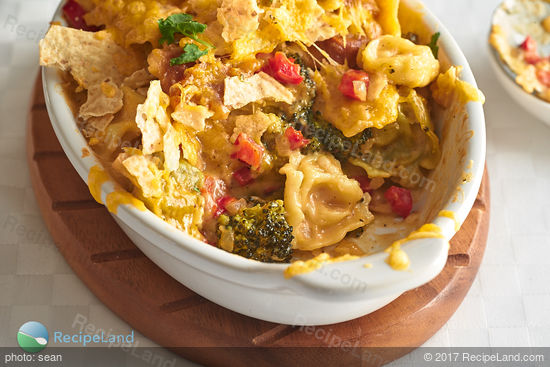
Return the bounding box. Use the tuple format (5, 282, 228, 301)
(271, 52, 372, 160)
(285, 53, 316, 116)
(292, 110, 372, 161)
(281, 55, 372, 160)
(217, 200, 294, 263)
(300, 135, 323, 154)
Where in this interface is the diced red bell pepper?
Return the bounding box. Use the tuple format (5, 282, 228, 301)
(520, 36, 541, 64)
(285, 127, 310, 150)
(384, 186, 413, 218)
(232, 166, 255, 186)
(202, 176, 227, 218)
(62, 0, 99, 31)
(203, 176, 226, 198)
(214, 196, 237, 217)
(520, 35, 537, 52)
(262, 52, 304, 85)
(354, 176, 372, 194)
(231, 133, 264, 169)
(338, 69, 370, 101)
(525, 52, 541, 65)
(536, 69, 550, 87)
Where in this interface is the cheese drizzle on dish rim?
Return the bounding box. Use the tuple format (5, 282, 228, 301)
(106, 190, 147, 214)
(384, 223, 444, 271)
(438, 210, 460, 232)
(88, 165, 109, 204)
(88, 165, 147, 214)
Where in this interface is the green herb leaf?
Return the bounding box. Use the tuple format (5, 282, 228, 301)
(428, 32, 441, 59)
(170, 43, 209, 65)
(158, 13, 211, 48)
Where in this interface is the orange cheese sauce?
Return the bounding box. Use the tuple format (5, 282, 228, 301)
(88, 165, 110, 204)
(438, 210, 460, 232)
(284, 253, 359, 278)
(106, 190, 147, 214)
(384, 223, 444, 271)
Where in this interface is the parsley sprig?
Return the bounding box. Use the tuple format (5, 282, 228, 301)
(170, 44, 209, 66)
(428, 32, 441, 59)
(158, 14, 214, 65)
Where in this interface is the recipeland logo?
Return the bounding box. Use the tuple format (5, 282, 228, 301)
(17, 321, 49, 353)
(16, 320, 135, 351)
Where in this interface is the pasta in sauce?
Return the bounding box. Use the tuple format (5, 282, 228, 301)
(39, 0, 483, 266)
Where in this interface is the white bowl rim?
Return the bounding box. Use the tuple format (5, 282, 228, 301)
(42, 0, 486, 298)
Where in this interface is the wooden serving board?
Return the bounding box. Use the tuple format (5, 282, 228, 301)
(27, 75, 490, 366)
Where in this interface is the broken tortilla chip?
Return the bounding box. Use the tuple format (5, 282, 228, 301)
(217, 0, 261, 42)
(80, 113, 115, 138)
(163, 124, 181, 172)
(230, 111, 277, 143)
(87, 114, 115, 133)
(174, 123, 201, 167)
(123, 69, 155, 90)
(223, 72, 295, 109)
(135, 80, 171, 155)
(136, 81, 202, 170)
(171, 104, 214, 132)
(79, 79, 124, 120)
(39, 25, 125, 88)
(121, 153, 163, 198)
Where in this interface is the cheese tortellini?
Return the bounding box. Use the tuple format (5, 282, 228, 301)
(312, 65, 400, 137)
(280, 152, 374, 251)
(360, 35, 440, 88)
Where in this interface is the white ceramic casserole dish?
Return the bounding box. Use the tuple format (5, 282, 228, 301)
(42, 0, 486, 325)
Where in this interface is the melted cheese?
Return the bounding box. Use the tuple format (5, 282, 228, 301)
(284, 253, 359, 278)
(384, 223, 445, 271)
(377, 0, 401, 36)
(88, 165, 110, 204)
(312, 65, 399, 136)
(431, 66, 485, 107)
(438, 210, 460, 232)
(106, 190, 147, 214)
(84, 0, 182, 47)
(385, 245, 410, 270)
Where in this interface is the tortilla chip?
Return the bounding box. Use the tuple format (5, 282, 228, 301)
(123, 69, 155, 90)
(162, 124, 181, 172)
(39, 25, 125, 88)
(116, 86, 147, 123)
(121, 154, 163, 198)
(171, 104, 214, 132)
(79, 79, 123, 119)
(230, 111, 277, 143)
(218, 0, 261, 42)
(135, 80, 170, 154)
(88, 114, 115, 132)
(136, 81, 204, 171)
(174, 123, 201, 167)
(223, 72, 295, 109)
